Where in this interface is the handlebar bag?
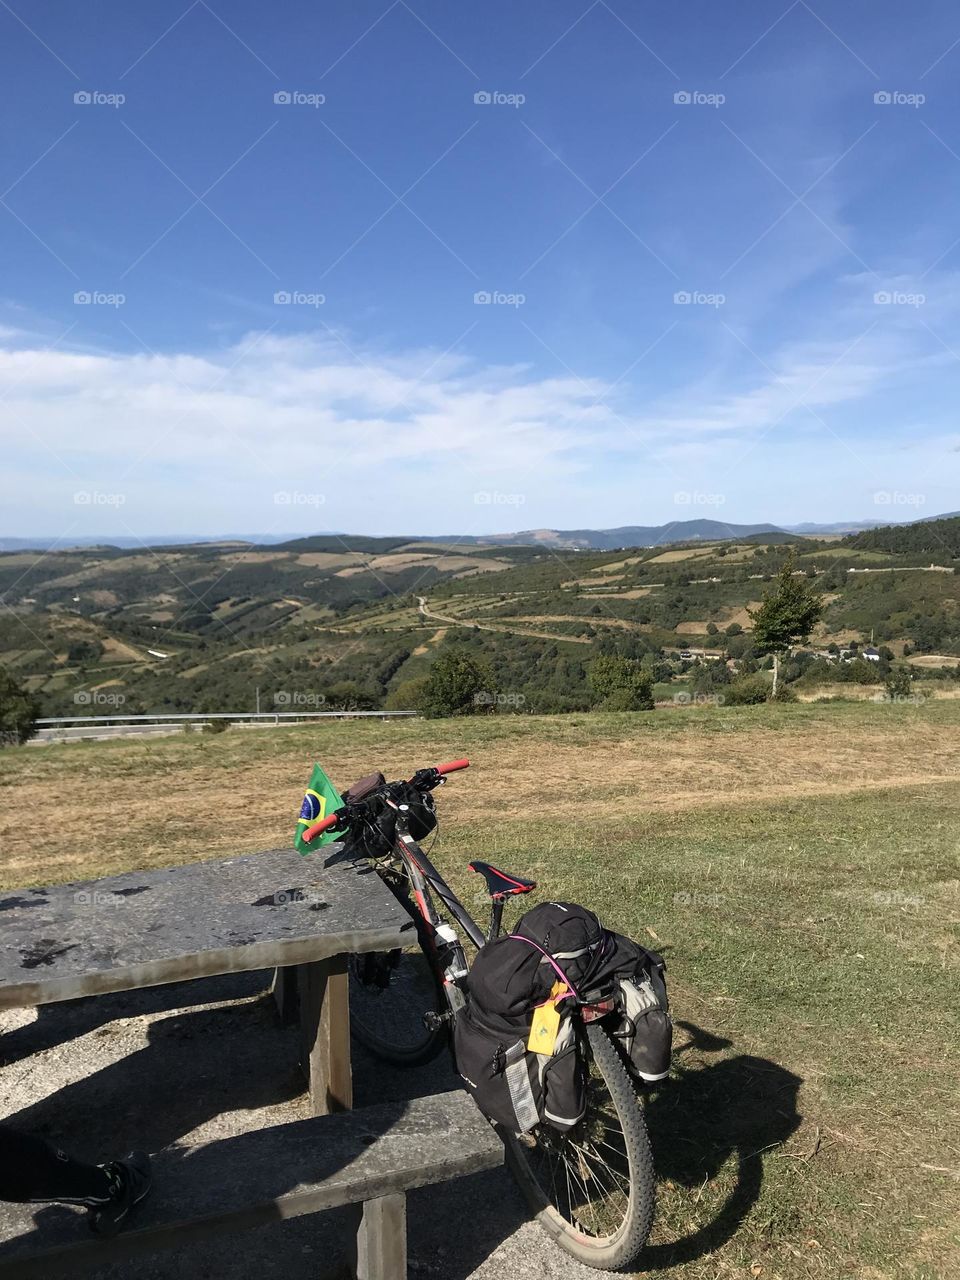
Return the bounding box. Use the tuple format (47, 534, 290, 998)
(342, 782, 437, 859)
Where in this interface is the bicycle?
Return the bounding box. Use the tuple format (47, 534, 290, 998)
(303, 758, 656, 1271)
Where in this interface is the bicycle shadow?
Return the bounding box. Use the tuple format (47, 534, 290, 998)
(639, 1019, 803, 1269)
(356, 1018, 803, 1279)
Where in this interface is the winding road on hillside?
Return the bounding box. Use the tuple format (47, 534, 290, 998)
(416, 596, 592, 644)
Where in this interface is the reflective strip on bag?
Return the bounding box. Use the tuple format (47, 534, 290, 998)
(505, 1040, 540, 1133)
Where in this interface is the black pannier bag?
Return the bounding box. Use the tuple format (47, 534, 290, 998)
(454, 901, 672, 1134)
(454, 1000, 585, 1134)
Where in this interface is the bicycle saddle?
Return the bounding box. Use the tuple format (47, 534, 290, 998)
(468, 861, 537, 898)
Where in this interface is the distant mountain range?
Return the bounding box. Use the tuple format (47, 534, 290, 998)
(4, 513, 959, 554)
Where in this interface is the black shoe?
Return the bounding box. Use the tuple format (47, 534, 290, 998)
(88, 1151, 152, 1238)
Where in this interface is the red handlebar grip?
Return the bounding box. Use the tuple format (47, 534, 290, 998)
(436, 758, 470, 775)
(302, 812, 340, 842)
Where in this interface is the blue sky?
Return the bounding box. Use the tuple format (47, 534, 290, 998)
(2, 0, 960, 539)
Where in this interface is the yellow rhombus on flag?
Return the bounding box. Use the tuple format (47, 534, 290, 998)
(294, 763, 343, 854)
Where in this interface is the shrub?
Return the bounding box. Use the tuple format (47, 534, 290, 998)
(723, 674, 771, 705)
(588, 655, 654, 711)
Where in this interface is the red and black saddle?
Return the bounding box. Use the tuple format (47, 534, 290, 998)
(469, 860, 537, 899)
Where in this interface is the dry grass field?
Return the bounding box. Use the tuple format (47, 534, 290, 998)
(1, 702, 958, 1279)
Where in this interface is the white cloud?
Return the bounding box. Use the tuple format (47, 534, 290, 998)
(0, 317, 956, 535)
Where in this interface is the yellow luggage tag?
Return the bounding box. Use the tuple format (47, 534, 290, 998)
(527, 980, 568, 1055)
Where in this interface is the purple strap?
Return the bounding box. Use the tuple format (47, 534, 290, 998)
(508, 934, 580, 1001)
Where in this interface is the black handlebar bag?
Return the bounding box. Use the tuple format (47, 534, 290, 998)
(342, 781, 437, 859)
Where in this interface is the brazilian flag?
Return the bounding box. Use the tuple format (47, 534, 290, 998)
(295, 763, 343, 855)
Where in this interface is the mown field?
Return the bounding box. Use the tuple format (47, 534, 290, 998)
(1, 702, 959, 1279)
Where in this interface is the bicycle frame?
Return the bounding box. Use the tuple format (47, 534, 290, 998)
(389, 820, 487, 1017)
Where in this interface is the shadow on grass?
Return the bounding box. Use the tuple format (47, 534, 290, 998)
(641, 1019, 803, 1269)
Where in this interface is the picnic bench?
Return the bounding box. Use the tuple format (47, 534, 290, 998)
(0, 1092, 502, 1279)
(0, 849, 503, 1276)
(0, 848, 410, 1114)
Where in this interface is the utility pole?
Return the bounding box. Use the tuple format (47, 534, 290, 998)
(256, 686, 260, 715)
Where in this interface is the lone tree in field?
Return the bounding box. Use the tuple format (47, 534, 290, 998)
(0, 667, 40, 746)
(748, 554, 823, 699)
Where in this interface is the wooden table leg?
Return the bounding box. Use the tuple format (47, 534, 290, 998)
(298, 953, 352, 1115)
(271, 965, 299, 1025)
(352, 1194, 407, 1280)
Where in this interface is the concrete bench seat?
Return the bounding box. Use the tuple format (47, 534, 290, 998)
(0, 1091, 501, 1280)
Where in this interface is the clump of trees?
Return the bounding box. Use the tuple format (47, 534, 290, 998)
(417, 648, 493, 718)
(0, 668, 39, 746)
(588, 655, 654, 711)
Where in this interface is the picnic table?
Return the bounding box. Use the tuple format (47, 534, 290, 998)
(0, 847, 411, 1114)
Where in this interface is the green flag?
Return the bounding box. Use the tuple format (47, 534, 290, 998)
(295, 763, 344, 855)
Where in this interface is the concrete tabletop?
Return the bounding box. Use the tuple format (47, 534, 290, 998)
(0, 847, 411, 1009)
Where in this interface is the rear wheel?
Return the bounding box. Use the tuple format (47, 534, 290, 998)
(505, 1023, 656, 1271)
(348, 872, 446, 1067)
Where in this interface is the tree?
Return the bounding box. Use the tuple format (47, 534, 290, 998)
(419, 648, 492, 718)
(588, 655, 654, 711)
(385, 676, 430, 711)
(885, 665, 913, 700)
(748, 554, 823, 698)
(0, 668, 40, 746)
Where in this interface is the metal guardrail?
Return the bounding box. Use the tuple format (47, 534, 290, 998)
(36, 711, 418, 725)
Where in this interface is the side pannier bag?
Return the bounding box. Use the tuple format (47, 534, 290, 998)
(454, 1004, 586, 1135)
(613, 951, 672, 1083)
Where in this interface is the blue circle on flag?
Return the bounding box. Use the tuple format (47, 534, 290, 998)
(300, 793, 321, 822)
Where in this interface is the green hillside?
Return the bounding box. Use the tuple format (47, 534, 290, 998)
(4, 519, 960, 717)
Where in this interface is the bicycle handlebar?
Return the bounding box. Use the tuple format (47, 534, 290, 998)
(301, 759, 469, 844)
(303, 812, 340, 841)
(436, 758, 469, 775)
